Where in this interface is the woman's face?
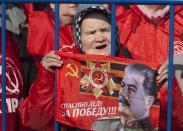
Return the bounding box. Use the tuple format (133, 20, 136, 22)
(80, 12, 111, 56)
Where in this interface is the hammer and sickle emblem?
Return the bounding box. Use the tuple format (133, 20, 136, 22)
(0, 64, 20, 94)
(65, 63, 78, 78)
(94, 72, 104, 83)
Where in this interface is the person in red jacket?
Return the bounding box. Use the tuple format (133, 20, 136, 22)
(18, 3, 168, 131)
(38, 4, 167, 130)
(18, 4, 132, 131)
(0, 30, 27, 131)
(26, 4, 80, 69)
(0, 31, 25, 131)
(0, 4, 31, 131)
(117, 5, 183, 131)
(18, 3, 80, 131)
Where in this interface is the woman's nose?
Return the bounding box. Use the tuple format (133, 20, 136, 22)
(95, 32, 106, 42)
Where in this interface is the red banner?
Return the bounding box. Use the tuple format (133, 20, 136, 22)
(56, 52, 160, 131)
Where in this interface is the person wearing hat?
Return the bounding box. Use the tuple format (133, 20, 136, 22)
(42, 4, 131, 72)
(18, 4, 130, 131)
(33, 4, 168, 131)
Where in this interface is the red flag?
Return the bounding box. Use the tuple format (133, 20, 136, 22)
(56, 52, 160, 130)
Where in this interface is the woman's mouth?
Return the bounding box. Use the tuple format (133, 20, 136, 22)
(95, 44, 107, 49)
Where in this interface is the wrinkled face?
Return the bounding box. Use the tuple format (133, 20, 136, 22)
(80, 12, 111, 56)
(118, 71, 154, 120)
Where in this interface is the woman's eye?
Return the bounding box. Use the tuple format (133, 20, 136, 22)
(101, 28, 111, 32)
(87, 31, 95, 35)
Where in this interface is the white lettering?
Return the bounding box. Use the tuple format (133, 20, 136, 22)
(0, 98, 19, 114)
(62, 110, 70, 117)
(79, 108, 86, 116)
(11, 98, 18, 112)
(61, 102, 88, 109)
(72, 109, 79, 117)
(86, 108, 92, 116)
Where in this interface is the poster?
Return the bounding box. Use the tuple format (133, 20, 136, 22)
(56, 52, 160, 131)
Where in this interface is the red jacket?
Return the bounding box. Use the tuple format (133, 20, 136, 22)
(18, 10, 79, 131)
(116, 5, 130, 24)
(21, 3, 34, 18)
(27, 10, 79, 68)
(18, 68, 54, 131)
(118, 5, 183, 130)
(160, 78, 183, 131)
(0, 31, 27, 131)
(118, 5, 183, 63)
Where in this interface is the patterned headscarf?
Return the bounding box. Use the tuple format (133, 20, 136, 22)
(73, 4, 112, 52)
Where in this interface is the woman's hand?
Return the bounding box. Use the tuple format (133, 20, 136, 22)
(156, 62, 168, 87)
(41, 50, 63, 72)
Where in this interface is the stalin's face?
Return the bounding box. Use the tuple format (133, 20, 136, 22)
(118, 70, 154, 121)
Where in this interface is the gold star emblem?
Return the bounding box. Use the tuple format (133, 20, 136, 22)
(80, 61, 116, 98)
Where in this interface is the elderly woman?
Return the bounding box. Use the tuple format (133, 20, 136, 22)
(41, 4, 131, 71)
(19, 4, 167, 131)
(39, 4, 168, 130)
(41, 4, 168, 130)
(19, 4, 130, 131)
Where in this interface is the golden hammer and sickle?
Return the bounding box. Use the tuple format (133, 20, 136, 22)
(65, 63, 78, 78)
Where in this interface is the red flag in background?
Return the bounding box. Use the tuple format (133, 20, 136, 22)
(56, 52, 160, 131)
